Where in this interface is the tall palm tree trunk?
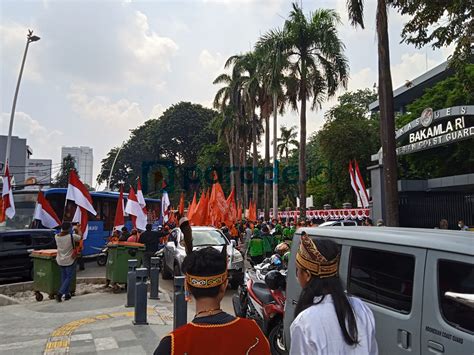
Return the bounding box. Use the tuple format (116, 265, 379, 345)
(299, 66, 307, 221)
(377, 0, 399, 226)
(252, 109, 259, 209)
(227, 132, 235, 191)
(242, 141, 249, 210)
(272, 93, 278, 220)
(234, 129, 241, 206)
(264, 113, 270, 220)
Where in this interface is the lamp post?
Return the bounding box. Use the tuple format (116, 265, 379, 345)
(4, 30, 40, 171)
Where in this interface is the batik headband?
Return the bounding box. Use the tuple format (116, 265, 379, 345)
(296, 235, 339, 278)
(185, 271, 228, 289)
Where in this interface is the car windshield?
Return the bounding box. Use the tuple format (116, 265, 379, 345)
(192, 230, 228, 246)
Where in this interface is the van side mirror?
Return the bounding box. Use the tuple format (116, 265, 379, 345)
(231, 240, 237, 247)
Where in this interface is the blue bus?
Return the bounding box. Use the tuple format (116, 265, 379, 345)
(9, 188, 161, 256)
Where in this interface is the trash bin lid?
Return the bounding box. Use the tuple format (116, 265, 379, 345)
(30, 249, 58, 258)
(117, 241, 144, 248)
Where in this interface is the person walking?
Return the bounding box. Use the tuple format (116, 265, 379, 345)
(55, 222, 82, 302)
(154, 247, 270, 355)
(290, 232, 378, 354)
(139, 224, 161, 273)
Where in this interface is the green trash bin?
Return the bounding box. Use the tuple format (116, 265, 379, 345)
(106, 242, 145, 287)
(30, 249, 77, 301)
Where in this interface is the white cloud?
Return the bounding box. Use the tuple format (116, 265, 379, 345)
(199, 49, 223, 70)
(0, 111, 63, 160)
(0, 22, 43, 82)
(67, 85, 146, 131)
(390, 52, 438, 88)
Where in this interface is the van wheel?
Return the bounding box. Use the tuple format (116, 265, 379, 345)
(35, 292, 43, 302)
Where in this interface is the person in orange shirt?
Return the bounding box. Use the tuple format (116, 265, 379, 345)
(109, 229, 120, 243)
(154, 246, 270, 355)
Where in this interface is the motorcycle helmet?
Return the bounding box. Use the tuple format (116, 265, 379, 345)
(270, 254, 282, 267)
(275, 242, 290, 256)
(264, 270, 286, 290)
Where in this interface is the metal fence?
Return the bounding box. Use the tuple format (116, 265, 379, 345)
(399, 191, 474, 229)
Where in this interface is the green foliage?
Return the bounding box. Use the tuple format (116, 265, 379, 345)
(277, 125, 299, 162)
(307, 89, 379, 207)
(397, 65, 474, 178)
(54, 154, 78, 188)
(97, 102, 219, 200)
(392, 0, 473, 75)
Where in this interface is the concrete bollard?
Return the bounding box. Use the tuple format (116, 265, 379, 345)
(149, 257, 160, 300)
(125, 259, 138, 308)
(133, 268, 148, 325)
(173, 276, 187, 330)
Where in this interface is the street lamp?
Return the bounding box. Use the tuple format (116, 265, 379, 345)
(4, 30, 40, 172)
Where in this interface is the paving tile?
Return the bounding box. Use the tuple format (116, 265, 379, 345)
(71, 333, 93, 342)
(93, 337, 119, 351)
(70, 345, 97, 354)
(109, 329, 137, 341)
(116, 339, 140, 348)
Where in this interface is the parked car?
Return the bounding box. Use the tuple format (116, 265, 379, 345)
(162, 226, 244, 289)
(283, 227, 473, 355)
(318, 220, 358, 227)
(0, 229, 57, 280)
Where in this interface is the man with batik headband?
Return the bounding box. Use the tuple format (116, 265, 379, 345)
(154, 246, 270, 355)
(290, 232, 378, 355)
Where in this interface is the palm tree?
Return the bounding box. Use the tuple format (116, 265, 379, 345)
(277, 125, 299, 163)
(347, 0, 399, 226)
(258, 4, 349, 219)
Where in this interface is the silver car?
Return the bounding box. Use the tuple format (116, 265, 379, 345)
(161, 226, 244, 289)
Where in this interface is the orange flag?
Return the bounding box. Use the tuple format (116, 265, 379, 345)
(178, 192, 185, 216)
(248, 199, 257, 222)
(187, 192, 197, 220)
(225, 187, 237, 227)
(203, 189, 210, 225)
(208, 172, 227, 227)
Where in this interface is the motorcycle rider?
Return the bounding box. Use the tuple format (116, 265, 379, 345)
(247, 227, 265, 265)
(290, 233, 378, 354)
(261, 225, 273, 258)
(154, 246, 270, 355)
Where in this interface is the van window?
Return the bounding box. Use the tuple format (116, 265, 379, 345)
(348, 247, 415, 313)
(438, 260, 474, 334)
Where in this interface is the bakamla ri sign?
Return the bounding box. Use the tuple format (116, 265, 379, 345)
(396, 105, 474, 155)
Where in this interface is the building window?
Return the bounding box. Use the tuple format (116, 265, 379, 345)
(348, 247, 415, 313)
(438, 260, 474, 334)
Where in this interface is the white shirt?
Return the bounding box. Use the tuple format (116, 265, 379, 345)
(290, 294, 378, 355)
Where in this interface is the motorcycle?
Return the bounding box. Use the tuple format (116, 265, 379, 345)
(233, 262, 288, 354)
(96, 246, 108, 266)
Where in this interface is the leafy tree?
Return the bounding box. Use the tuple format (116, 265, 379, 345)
(258, 3, 349, 217)
(54, 154, 78, 187)
(277, 125, 299, 162)
(347, 0, 399, 226)
(308, 89, 379, 207)
(392, 0, 473, 75)
(397, 65, 474, 178)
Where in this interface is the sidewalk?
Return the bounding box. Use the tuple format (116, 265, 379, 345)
(0, 289, 173, 355)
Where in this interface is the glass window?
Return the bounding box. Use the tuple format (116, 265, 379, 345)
(438, 260, 474, 334)
(33, 233, 55, 247)
(2, 234, 33, 250)
(192, 230, 228, 246)
(348, 247, 415, 313)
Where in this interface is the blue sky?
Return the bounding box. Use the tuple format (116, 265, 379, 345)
(0, 0, 451, 187)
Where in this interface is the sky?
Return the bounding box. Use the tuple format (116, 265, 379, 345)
(0, 0, 452, 188)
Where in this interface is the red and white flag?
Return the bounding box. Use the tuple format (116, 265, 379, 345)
(354, 160, 370, 208)
(114, 185, 125, 231)
(125, 187, 147, 230)
(2, 164, 15, 219)
(72, 206, 89, 239)
(2, 164, 15, 220)
(161, 181, 170, 223)
(66, 170, 96, 214)
(34, 191, 60, 228)
(349, 161, 363, 207)
(137, 178, 146, 208)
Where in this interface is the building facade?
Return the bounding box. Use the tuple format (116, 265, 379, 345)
(26, 158, 53, 185)
(0, 135, 32, 185)
(61, 146, 93, 186)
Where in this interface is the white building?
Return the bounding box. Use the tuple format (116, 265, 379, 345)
(61, 146, 93, 186)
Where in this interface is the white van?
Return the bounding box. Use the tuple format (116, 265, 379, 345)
(283, 227, 474, 354)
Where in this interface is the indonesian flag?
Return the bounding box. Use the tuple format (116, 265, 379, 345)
(349, 161, 363, 207)
(354, 160, 370, 208)
(2, 164, 15, 219)
(72, 206, 89, 240)
(125, 187, 147, 230)
(66, 170, 96, 215)
(114, 185, 125, 231)
(34, 191, 60, 229)
(161, 181, 170, 224)
(137, 178, 146, 208)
